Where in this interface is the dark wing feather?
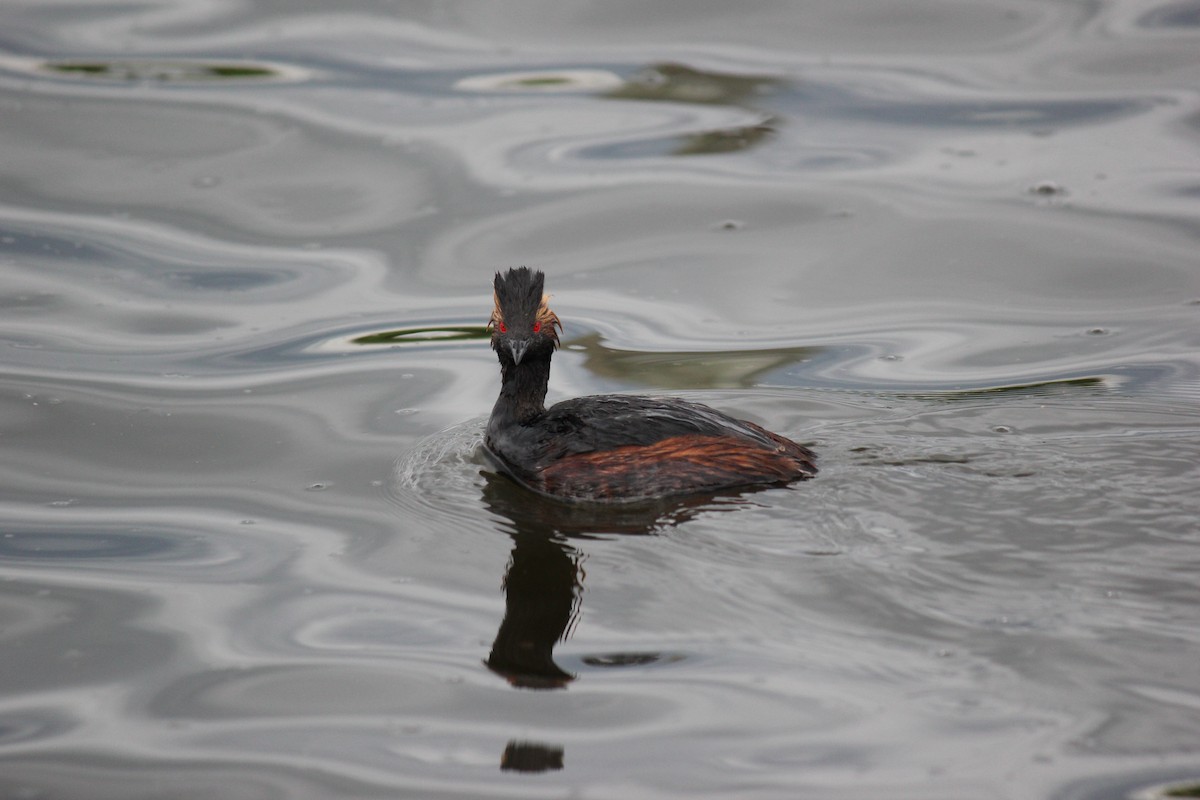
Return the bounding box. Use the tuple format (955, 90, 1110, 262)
(528, 394, 809, 465)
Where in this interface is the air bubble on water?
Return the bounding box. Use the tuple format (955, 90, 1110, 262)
(992, 425, 1014, 434)
(1085, 327, 1109, 336)
(306, 483, 329, 492)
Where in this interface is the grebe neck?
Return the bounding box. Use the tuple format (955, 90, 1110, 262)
(491, 354, 551, 426)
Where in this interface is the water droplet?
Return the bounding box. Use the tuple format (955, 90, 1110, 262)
(306, 483, 329, 492)
(1086, 327, 1109, 336)
(879, 354, 903, 362)
(394, 408, 418, 415)
(239, 519, 256, 525)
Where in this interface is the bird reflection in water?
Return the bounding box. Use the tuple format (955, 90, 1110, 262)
(500, 740, 565, 774)
(482, 466, 763, 687)
(480, 465, 763, 770)
(482, 468, 672, 689)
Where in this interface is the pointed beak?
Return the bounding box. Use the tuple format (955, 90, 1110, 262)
(507, 339, 529, 365)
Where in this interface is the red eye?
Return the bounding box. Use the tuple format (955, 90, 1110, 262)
(532, 321, 541, 333)
(498, 322, 507, 333)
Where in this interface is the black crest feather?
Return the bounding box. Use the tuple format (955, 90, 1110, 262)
(493, 267, 545, 322)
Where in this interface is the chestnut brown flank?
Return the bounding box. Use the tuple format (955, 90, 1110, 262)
(536, 434, 812, 500)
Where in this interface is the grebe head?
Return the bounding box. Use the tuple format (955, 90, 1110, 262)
(490, 267, 561, 366)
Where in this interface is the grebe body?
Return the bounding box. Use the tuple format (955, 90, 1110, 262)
(484, 268, 816, 502)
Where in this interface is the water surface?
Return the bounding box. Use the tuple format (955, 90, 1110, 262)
(1, 2, 1199, 798)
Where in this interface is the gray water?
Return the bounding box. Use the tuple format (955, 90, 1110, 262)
(2, 2, 1200, 798)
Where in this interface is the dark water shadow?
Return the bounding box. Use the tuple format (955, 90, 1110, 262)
(570, 332, 823, 390)
(0, 529, 194, 562)
(604, 63, 782, 107)
(577, 59, 1151, 162)
(351, 325, 490, 346)
(39, 59, 286, 83)
(1137, 1, 1200, 29)
(598, 62, 781, 156)
(500, 740, 564, 774)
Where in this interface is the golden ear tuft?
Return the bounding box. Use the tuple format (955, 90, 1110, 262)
(536, 293, 562, 345)
(489, 290, 504, 331)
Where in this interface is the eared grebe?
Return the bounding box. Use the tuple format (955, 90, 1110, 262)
(484, 267, 816, 501)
